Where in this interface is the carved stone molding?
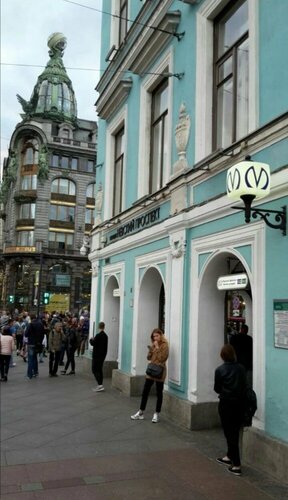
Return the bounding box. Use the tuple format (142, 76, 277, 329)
(170, 237, 187, 258)
(92, 261, 100, 277)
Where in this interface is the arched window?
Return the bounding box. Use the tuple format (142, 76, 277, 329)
(21, 138, 38, 190)
(22, 138, 39, 166)
(51, 178, 76, 196)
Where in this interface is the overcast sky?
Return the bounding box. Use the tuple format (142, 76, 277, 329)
(1, 0, 103, 171)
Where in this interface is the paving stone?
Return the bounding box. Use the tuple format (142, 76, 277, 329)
(1, 358, 287, 500)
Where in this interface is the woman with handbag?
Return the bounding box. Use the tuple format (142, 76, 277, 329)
(131, 328, 169, 423)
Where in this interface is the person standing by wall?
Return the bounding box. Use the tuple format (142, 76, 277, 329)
(48, 322, 65, 377)
(90, 321, 108, 392)
(131, 328, 169, 423)
(214, 344, 247, 476)
(230, 324, 253, 387)
(0, 326, 14, 381)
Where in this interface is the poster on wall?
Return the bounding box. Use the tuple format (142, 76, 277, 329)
(274, 300, 288, 349)
(45, 294, 70, 314)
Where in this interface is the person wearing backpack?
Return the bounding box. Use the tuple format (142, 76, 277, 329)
(214, 344, 247, 476)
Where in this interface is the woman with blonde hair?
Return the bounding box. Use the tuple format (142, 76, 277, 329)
(131, 328, 169, 423)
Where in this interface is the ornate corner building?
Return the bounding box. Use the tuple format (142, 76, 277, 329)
(0, 33, 97, 315)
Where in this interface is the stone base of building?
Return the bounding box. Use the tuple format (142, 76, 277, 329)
(82, 356, 118, 379)
(112, 369, 219, 430)
(243, 427, 288, 485)
(112, 369, 147, 396)
(162, 391, 220, 430)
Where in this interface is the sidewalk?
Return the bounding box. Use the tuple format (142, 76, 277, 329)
(1, 357, 287, 499)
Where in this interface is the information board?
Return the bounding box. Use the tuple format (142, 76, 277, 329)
(274, 300, 288, 349)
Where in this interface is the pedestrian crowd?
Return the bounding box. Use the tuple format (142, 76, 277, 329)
(0, 309, 90, 382)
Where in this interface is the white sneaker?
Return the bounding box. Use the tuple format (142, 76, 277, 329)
(131, 410, 144, 420)
(92, 385, 104, 392)
(152, 412, 160, 423)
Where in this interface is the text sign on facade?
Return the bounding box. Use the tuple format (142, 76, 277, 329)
(217, 273, 248, 290)
(109, 207, 160, 242)
(56, 274, 71, 287)
(4, 246, 36, 253)
(274, 300, 288, 349)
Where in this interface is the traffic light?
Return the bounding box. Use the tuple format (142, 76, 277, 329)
(8, 295, 15, 303)
(43, 292, 50, 305)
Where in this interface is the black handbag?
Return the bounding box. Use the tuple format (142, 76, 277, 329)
(146, 363, 163, 378)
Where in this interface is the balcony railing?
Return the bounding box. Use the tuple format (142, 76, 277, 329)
(52, 136, 96, 149)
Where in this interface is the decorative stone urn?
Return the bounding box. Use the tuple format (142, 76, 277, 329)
(173, 103, 191, 175)
(95, 183, 103, 225)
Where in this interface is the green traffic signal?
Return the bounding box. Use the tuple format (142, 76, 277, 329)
(43, 292, 50, 305)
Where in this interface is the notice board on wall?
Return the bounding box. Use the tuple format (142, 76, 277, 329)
(274, 300, 288, 349)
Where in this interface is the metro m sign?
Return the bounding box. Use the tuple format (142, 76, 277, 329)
(227, 161, 270, 200)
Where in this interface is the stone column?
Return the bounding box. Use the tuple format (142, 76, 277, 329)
(168, 231, 187, 385)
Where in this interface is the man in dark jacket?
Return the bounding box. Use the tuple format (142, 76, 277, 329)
(230, 324, 253, 386)
(214, 344, 247, 476)
(25, 314, 45, 379)
(90, 322, 108, 392)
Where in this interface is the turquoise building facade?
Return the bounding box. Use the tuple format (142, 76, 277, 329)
(90, 0, 288, 482)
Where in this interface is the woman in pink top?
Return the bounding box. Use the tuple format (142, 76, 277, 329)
(0, 327, 14, 381)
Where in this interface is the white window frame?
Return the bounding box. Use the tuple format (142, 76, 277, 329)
(104, 106, 127, 220)
(110, 0, 130, 49)
(195, 0, 258, 162)
(138, 49, 173, 199)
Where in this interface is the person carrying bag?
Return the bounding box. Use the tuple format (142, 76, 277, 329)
(131, 328, 169, 423)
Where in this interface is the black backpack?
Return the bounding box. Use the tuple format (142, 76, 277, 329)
(243, 387, 257, 427)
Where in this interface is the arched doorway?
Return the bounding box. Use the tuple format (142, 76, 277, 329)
(103, 275, 120, 365)
(196, 251, 252, 403)
(136, 267, 165, 374)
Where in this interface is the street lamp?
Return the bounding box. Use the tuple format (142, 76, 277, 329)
(227, 156, 286, 235)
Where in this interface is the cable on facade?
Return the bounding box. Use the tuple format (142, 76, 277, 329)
(62, 0, 185, 41)
(1, 62, 184, 80)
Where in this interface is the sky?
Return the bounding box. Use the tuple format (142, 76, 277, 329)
(0, 0, 103, 171)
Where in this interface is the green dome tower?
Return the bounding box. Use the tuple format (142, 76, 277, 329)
(17, 32, 77, 124)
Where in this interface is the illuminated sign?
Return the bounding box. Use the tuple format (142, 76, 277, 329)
(217, 273, 248, 290)
(5, 246, 36, 253)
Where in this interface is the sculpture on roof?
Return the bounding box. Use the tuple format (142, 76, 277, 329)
(47, 32, 67, 57)
(0, 151, 18, 203)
